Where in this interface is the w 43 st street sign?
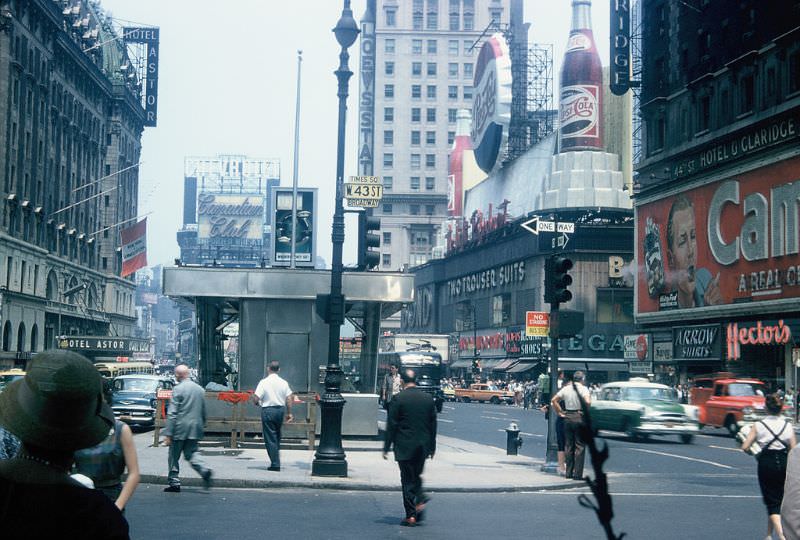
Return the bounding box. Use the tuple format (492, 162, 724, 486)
(345, 176, 383, 208)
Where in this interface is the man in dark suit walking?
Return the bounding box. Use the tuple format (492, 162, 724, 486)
(383, 368, 437, 527)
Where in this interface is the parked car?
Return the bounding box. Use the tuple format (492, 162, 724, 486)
(591, 379, 700, 444)
(111, 374, 174, 427)
(0, 369, 25, 393)
(454, 383, 514, 404)
(689, 373, 788, 435)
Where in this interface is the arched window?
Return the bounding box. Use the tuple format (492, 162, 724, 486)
(16, 322, 25, 352)
(2, 321, 11, 352)
(45, 270, 59, 301)
(87, 284, 97, 310)
(30, 324, 38, 352)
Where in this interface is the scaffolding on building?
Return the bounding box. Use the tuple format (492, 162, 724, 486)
(631, 0, 644, 166)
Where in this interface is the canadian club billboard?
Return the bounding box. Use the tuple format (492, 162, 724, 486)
(637, 154, 800, 316)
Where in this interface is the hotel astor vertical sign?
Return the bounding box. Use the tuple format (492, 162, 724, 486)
(122, 27, 160, 127)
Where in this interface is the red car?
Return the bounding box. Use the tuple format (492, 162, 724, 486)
(689, 373, 775, 436)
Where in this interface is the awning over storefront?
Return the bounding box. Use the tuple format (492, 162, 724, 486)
(450, 359, 472, 369)
(557, 358, 629, 372)
(507, 361, 541, 373)
(492, 359, 518, 371)
(587, 362, 629, 371)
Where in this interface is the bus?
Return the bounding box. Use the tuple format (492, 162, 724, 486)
(378, 351, 444, 413)
(94, 361, 155, 379)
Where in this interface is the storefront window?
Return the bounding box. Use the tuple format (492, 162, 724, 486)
(596, 289, 633, 323)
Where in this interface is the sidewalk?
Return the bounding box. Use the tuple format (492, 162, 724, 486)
(133, 431, 583, 492)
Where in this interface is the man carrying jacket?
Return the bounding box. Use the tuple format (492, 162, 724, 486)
(383, 368, 437, 527)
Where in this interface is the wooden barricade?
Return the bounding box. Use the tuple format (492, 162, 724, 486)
(153, 392, 317, 450)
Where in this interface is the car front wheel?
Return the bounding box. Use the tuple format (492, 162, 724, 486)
(725, 415, 739, 436)
(680, 434, 694, 444)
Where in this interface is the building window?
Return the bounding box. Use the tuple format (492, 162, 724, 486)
(412, 39, 423, 55)
(382, 254, 391, 267)
(425, 204, 435, 216)
(385, 9, 396, 27)
(427, 39, 437, 54)
(411, 176, 421, 190)
(698, 95, 710, 132)
(463, 86, 473, 100)
(427, 0, 438, 29)
(650, 114, 665, 152)
(410, 204, 420, 215)
(492, 294, 511, 326)
(383, 232, 392, 245)
(412, 108, 421, 122)
(449, 39, 459, 55)
(385, 61, 395, 76)
(383, 203, 393, 214)
(464, 63, 474, 79)
(449, 0, 460, 30)
(739, 74, 755, 114)
(464, 40, 473, 56)
(490, 8, 502, 24)
(448, 85, 458, 99)
(384, 84, 394, 98)
(463, 12, 474, 30)
(448, 130, 455, 144)
(426, 85, 437, 99)
(383, 176, 393, 190)
(413, 0, 423, 30)
(427, 63, 437, 77)
(425, 154, 436, 168)
(411, 130, 421, 145)
(426, 108, 436, 122)
(412, 84, 422, 98)
(383, 153, 394, 168)
(384, 107, 394, 122)
(790, 50, 800, 94)
(412, 62, 422, 76)
(384, 130, 394, 145)
(448, 109, 457, 123)
(425, 176, 435, 190)
(596, 289, 633, 323)
(425, 131, 436, 145)
(384, 38, 395, 54)
(449, 63, 459, 78)
(765, 67, 777, 99)
(411, 154, 421, 169)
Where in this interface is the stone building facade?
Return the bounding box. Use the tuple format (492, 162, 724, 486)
(0, 0, 147, 366)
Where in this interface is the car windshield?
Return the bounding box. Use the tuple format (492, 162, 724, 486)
(727, 383, 765, 397)
(624, 387, 676, 402)
(115, 378, 159, 392)
(0, 374, 23, 392)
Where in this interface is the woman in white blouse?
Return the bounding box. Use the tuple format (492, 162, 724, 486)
(742, 393, 797, 540)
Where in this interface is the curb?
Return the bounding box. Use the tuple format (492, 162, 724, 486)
(138, 474, 585, 493)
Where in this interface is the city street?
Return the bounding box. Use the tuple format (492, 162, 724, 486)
(123, 402, 767, 539)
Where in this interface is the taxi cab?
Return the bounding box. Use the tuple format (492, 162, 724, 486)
(111, 374, 174, 427)
(591, 379, 700, 444)
(0, 369, 25, 393)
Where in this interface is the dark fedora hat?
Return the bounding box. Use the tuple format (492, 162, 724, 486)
(0, 350, 114, 452)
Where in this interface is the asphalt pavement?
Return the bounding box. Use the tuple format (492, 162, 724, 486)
(124, 401, 773, 539)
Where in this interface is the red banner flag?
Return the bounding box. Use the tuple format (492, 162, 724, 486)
(120, 219, 147, 277)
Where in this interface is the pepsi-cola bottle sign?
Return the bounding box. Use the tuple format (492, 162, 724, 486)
(558, 0, 603, 152)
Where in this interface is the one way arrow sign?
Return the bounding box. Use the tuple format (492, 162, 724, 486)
(521, 217, 574, 235)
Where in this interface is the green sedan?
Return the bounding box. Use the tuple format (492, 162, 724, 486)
(590, 379, 700, 444)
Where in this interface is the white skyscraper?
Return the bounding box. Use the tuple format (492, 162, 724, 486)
(372, 0, 510, 270)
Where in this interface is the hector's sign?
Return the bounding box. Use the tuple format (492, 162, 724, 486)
(726, 320, 792, 360)
(637, 155, 800, 315)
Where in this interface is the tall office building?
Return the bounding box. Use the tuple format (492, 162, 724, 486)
(372, 0, 510, 270)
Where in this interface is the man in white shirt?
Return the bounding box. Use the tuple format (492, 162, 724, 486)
(251, 361, 294, 471)
(551, 370, 592, 480)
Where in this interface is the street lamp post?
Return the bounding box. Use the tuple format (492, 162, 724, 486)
(311, 0, 359, 478)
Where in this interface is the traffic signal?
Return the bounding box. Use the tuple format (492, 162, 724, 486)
(357, 211, 381, 270)
(471, 358, 481, 375)
(544, 255, 573, 304)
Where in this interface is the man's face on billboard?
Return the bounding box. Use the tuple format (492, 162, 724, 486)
(668, 206, 697, 298)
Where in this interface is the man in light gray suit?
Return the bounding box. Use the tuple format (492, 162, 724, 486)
(163, 364, 213, 492)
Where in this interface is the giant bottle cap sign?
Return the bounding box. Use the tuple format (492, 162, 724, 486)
(471, 33, 512, 174)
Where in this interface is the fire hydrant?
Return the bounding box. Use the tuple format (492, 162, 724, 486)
(506, 422, 523, 455)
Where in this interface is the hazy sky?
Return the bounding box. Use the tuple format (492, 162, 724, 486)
(99, 0, 612, 267)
